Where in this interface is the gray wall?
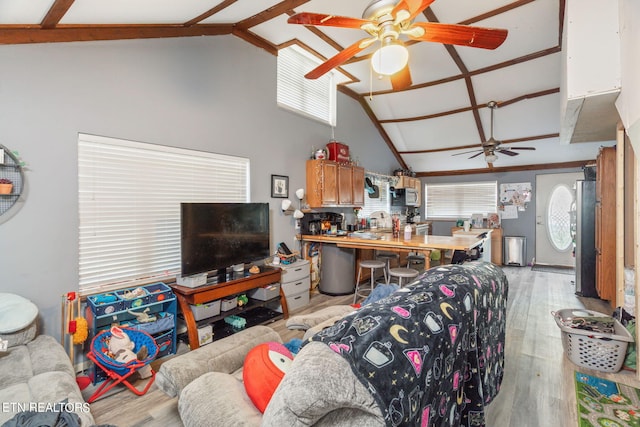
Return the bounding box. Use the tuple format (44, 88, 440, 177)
(423, 167, 585, 266)
(0, 36, 400, 338)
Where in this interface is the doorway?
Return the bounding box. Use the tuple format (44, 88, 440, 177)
(535, 172, 582, 267)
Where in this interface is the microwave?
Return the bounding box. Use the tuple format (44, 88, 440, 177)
(391, 188, 419, 207)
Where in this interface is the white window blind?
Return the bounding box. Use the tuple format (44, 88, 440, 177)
(78, 134, 249, 294)
(277, 45, 337, 126)
(359, 180, 391, 219)
(425, 181, 497, 219)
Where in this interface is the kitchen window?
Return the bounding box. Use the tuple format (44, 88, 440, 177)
(77, 133, 249, 294)
(425, 181, 497, 219)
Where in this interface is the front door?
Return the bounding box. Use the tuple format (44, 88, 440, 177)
(535, 172, 582, 267)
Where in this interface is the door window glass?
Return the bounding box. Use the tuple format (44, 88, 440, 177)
(547, 184, 573, 251)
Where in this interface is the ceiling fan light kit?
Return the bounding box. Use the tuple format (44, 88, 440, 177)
(287, 0, 508, 91)
(371, 39, 409, 75)
(485, 153, 498, 163)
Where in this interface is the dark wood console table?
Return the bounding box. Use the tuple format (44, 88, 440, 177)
(170, 266, 286, 349)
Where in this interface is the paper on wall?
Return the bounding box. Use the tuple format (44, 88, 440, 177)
(501, 205, 518, 219)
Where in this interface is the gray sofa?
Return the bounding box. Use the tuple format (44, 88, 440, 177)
(156, 262, 508, 427)
(0, 321, 95, 426)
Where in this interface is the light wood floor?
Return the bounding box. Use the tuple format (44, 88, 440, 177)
(89, 266, 640, 426)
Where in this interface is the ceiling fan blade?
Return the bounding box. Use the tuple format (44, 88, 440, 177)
(392, 0, 435, 22)
(469, 151, 485, 159)
(287, 12, 371, 29)
(452, 149, 482, 156)
(407, 22, 508, 50)
(508, 147, 536, 150)
(305, 37, 373, 79)
(496, 149, 519, 156)
(390, 65, 412, 91)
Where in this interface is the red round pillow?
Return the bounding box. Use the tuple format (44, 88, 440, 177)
(243, 341, 294, 413)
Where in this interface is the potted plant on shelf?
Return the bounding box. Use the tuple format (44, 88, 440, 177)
(0, 178, 13, 194)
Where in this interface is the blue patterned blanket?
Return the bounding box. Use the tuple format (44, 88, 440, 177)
(306, 262, 508, 427)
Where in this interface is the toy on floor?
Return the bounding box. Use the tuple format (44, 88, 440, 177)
(108, 326, 152, 379)
(243, 342, 294, 412)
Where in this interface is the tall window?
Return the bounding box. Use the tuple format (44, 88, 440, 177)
(277, 45, 343, 126)
(425, 181, 497, 219)
(78, 134, 250, 294)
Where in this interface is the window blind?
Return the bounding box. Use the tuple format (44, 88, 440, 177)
(277, 45, 336, 126)
(78, 133, 249, 294)
(359, 175, 391, 218)
(425, 181, 497, 220)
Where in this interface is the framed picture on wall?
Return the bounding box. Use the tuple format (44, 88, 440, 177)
(271, 175, 289, 198)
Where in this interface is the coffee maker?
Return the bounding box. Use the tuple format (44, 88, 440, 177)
(300, 212, 343, 235)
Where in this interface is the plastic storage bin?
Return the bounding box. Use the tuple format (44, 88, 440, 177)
(553, 308, 634, 373)
(190, 300, 221, 321)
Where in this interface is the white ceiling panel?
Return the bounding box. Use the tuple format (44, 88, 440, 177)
(201, 0, 277, 24)
(0, 0, 54, 24)
(472, 53, 561, 104)
(369, 80, 470, 120)
(62, 0, 221, 24)
(387, 110, 481, 151)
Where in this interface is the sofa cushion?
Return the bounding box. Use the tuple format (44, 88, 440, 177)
(179, 372, 262, 427)
(261, 342, 384, 426)
(156, 325, 282, 397)
(0, 344, 33, 389)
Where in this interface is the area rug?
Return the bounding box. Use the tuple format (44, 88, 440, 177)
(531, 264, 575, 275)
(575, 371, 640, 426)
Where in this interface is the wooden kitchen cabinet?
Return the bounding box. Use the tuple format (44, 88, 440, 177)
(352, 166, 365, 206)
(306, 160, 365, 208)
(595, 146, 616, 303)
(395, 175, 422, 205)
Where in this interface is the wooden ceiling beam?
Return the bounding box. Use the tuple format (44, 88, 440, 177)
(399, 133, 560, 154)
(379, 88, 560, 124)
(0, 24, 234, 44)
(184, 0, 238, 26)
(417, 159, 594, 177)
(41, 0, 75, 29)
(236, 0, 310, 31)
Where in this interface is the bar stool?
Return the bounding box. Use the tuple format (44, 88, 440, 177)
(406, 253, 426, 270)
(389, 267, 420, 287)
(376, 251, 399, 277)
(354, 259, 388, 304)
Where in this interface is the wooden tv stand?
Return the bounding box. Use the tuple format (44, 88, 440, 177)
(170, 266, 285, 350)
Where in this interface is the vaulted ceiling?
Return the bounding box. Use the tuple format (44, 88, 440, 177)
(0, 0, 617, 175)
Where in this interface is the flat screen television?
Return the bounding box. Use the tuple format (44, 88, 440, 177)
(180, 202, 270, 277)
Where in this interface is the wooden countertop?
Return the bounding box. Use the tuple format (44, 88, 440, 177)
(300, 232, 484, 252)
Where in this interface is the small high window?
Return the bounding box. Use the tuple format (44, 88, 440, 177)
(277, 45, 346, 126)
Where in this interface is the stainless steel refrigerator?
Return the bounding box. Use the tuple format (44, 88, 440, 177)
(574, 180, 598, 297)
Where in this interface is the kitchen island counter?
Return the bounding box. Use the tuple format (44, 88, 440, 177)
(300, 232, 485, 271)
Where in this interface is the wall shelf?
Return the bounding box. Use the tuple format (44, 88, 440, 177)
(0, 144, 24, 216)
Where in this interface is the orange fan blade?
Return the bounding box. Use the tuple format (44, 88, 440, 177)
(288, 12, 371, 29)
(392, 0, 435, 22)
(305, 37, 373, 79)
(391, 65, 413, 91)
(408, 22, 508, 50)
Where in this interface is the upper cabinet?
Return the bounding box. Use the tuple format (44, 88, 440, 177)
(394, 175, 422, 205)
(560, 0, 621, 144)
(306, 160, 364, 208)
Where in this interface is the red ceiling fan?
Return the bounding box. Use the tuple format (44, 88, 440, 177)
(287, 0, 508, 90)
